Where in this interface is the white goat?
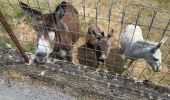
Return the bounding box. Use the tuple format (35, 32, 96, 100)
(120, 24, 167, 72)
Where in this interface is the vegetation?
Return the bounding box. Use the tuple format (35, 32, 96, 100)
(0, 36, 14, 48)
(0, 0, 169, 85)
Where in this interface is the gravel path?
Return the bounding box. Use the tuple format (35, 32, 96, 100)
(0, 76, 75, 100)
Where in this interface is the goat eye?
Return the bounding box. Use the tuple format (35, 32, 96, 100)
(107, 34, 112, 38)
(153, 58, 159, 61)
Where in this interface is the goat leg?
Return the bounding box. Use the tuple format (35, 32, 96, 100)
(123, 57, 134, 70)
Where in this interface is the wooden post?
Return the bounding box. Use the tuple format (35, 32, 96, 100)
(0, 10, 30, 63)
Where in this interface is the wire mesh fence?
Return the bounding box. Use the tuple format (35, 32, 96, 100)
(0, 0, 170, 90)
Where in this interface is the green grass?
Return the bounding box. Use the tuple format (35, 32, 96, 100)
(0, 36, 14, 48)
(24, 43, 35, 53)
(0, 35, 35, 53)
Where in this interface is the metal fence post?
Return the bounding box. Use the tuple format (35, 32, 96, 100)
(0, 10, 30, 63)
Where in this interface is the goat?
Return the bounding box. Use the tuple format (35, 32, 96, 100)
(120, 24, 167, 72)
(86, 24, 114, 67)
(20, 1, 80, 63)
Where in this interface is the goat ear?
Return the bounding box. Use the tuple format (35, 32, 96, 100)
(55, 1, 66, 20)
(160, 37, 168, 45)
(19, 2, 42, 19)
(151, 37, 168, 52)
(107, 29, 114, 38)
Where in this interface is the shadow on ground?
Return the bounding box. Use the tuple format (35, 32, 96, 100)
(77, 44, 125, 74)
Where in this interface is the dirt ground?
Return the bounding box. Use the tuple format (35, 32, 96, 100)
(0, 46, 170, 100)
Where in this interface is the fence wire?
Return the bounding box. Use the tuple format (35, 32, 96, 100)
(0, 0, 170, 96)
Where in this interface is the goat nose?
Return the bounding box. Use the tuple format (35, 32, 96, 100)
(155, 69, 160, 72)
(155, 67, 160, 72)
(36, 52, 47, 58)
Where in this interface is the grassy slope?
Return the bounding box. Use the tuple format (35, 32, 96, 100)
(0, 0, 170, 85)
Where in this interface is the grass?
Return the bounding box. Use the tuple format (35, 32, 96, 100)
(0, 35, 35, 54)
(24, 43, 35, 53)
(0, 36, 14, 48)
(0, 0, 170, 85)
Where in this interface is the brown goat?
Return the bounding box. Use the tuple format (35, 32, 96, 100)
(86, 24, 114, 67)
(19, 1, 80, 63)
